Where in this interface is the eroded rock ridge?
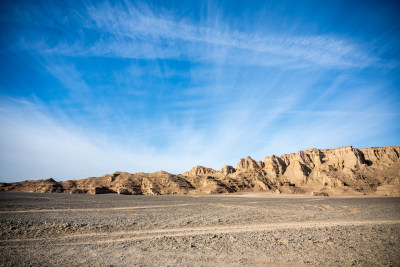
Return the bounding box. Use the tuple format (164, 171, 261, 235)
(1, 146, 399, 196)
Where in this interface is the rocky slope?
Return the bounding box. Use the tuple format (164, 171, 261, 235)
(1, 146, 399, 196)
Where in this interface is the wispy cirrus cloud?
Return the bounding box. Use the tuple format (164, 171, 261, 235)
(82, 2, 376, 68)
(9, 1, 378, 69)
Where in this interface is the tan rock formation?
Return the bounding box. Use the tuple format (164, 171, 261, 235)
(182, 166, 216, 177)
(264, 155, 286, 178)
(1, 146, 399, 196)
(221, 165, 235, 175)
(236, 156, 261, 171)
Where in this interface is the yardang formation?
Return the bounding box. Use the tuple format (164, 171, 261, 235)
(1, 146, 399, 196)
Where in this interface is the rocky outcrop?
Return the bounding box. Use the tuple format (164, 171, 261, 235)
(221, 165, 235, 175)
(236, 156, 262, 171)
(264, 155, 286, 178)
(1, 146, 399, 196)
(182, 166, 216, 177)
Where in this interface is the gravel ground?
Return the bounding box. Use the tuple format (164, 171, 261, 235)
(0, 192, 399, 266)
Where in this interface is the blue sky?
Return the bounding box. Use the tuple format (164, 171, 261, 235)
(0, 0, 399, 181)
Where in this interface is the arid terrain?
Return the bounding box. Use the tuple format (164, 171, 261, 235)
(1, 146, 399, 197)
(0, 192, 399, 266)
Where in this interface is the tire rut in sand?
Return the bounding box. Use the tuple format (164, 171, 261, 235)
(1, 220, 399, 247)
(0, 203, 190, 214)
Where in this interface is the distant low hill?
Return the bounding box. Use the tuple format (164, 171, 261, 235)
(1, 146, 399, 196)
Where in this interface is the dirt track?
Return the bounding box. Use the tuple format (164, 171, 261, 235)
(0, 193, 399, 266)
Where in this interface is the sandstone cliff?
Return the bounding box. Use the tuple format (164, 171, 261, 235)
(1, 146, 399, 196)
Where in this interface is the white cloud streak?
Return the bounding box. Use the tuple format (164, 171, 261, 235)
(15, 1, 377, 69)
(84, 2, 374, 68)
(0, 98, 213, 180)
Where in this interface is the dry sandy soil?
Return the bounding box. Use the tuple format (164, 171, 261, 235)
(0, 192, 399, 266)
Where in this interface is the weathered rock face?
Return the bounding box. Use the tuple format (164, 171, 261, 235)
(264, 155, 286, 178)
(236, 156, 261, 171)
(182, 166, 216, 177)
(221, 165, 235, 175)
(1, 146, 399, 196)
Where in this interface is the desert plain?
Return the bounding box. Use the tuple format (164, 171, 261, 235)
(0, 192, 399, 266)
